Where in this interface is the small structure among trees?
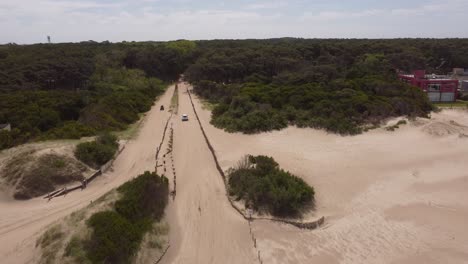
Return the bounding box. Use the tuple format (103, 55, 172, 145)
(0, 123, 11, 131)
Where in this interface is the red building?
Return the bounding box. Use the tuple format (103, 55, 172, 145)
(399, 70, 458, 102)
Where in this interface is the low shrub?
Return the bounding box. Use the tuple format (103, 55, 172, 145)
(86, 211, 140, 264)
(115, 171, 169, 223)
(385, 119, 407, 131)
(74, 133, 118, 168)
(36, 224, 65, 264)
(84, 171, 168, 264)
(228, 155, 314, 217)
(64, 236, 90, 264)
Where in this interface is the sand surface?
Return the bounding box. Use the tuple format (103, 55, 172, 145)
(1, 81, 468, 264)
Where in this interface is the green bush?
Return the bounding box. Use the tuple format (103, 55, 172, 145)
(64, 236, 90, 264)
(228, 155, 314, 217)
(115, 171, 169, 223)
(84, 171, 168, 264)
(86, 211, 140, 264)
(74, 133, 118, 168)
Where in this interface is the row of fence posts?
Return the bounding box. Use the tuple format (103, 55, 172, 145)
(153, 90, 177, 263)
(44, 144, 127, 201)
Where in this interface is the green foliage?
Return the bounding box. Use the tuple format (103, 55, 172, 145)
(36, 225, 64, 249)
(36, 225, 65, 264)
(86, 211, 140, 264)
(115, 171, 169, 223)
(2, 39, 464, 146)
(64, 236, 91, 264)
(385, 120, 408, 131)
(0, 42, 174, 150)
(42, 121, 96, 140)
(228, 155, 314, 217)
(74, 133, 118, 168)
(84, 171, 168, 264)
(185, 39, 446, 134)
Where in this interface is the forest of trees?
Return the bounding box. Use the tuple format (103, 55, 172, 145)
(1, 39, 467, 149)
(0, 41, 197, 149)
(186, 39, 468, 134)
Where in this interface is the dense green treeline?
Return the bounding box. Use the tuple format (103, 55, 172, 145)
(0, 68, 166, 149)
(1, 39, 467, 147)
(0, 40, 197, 149)
(186, 39, 467, 134)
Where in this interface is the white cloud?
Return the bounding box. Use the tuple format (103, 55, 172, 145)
(0, 0, 467, 43)
(246, 1, 288, 10)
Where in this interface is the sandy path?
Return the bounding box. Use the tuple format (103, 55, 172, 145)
(160, 83, 257, 264)
(0, 85, 175, 264)
(189, 88, 468, 263)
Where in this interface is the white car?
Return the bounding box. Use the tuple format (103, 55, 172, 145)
(181, 114, 189, 121)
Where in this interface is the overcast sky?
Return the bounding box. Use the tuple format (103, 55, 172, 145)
(1, 0, 467, 44)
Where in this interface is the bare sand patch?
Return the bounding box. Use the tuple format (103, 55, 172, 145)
(422, 120, 468, 136)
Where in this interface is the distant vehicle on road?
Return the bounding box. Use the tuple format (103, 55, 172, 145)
(181, 114, 189, 121)
(160, 105, 164, 111)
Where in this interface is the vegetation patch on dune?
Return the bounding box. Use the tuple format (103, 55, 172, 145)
(36, 224, 65, 264)
(83, 171, 168, 264)
(36, 171, 169, 264)
(74, 133, 119, 169)
(1, 151, 88, 199)
(37, 190, 119, 264)
(169, 84, 179, 114)
(228, 155, 314, 217)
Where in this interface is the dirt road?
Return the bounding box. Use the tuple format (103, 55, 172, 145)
(0, 85, 175, 264)
(160, 82, 257, 264)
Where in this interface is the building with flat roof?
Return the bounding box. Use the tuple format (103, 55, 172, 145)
(399, 70, 458, 102)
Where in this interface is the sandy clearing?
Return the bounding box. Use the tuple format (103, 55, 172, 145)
(160, 83, 257, 264)
(0, 85, 175, 264)
(188, 84, 468, 264)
